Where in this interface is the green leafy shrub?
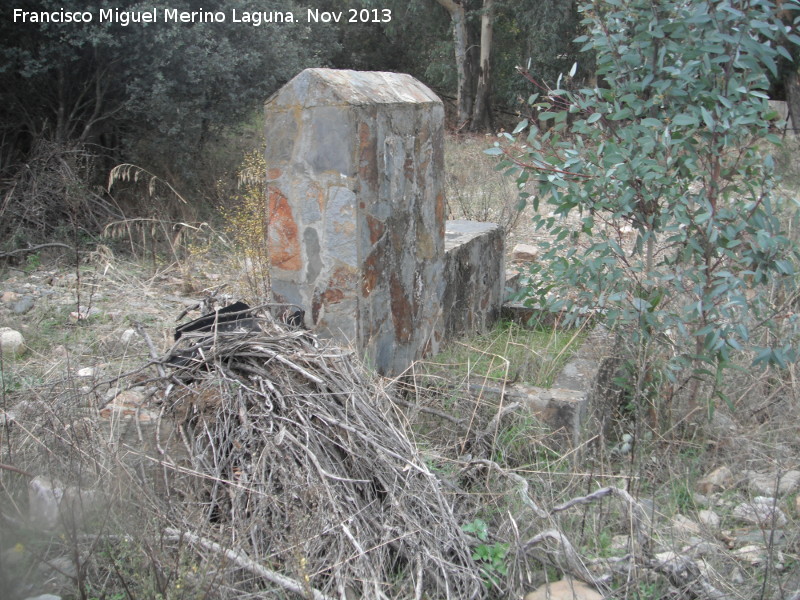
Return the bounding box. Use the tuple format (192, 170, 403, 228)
(492, 0, 800, 416)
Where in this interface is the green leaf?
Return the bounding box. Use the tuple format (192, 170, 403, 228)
(672, 114, 698, 126)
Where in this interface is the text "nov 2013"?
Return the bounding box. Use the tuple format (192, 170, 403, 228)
(308, 9, 392, 23)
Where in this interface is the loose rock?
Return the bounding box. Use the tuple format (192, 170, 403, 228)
(697, 509, 720, 529)
(12, 295, 35, 314)
(0, 327, 26, 356)
(28, 477, 64, 530)
(696, 465, 733, 495)
(744, 469, 800, 497)
(672, 513, 701, 537)
(731, 497, 787, 527)
(120, 328, 137, 344)
(524, 578, 603, 600)
(1, 290, 20, 304)
(512, 243, 540, 262)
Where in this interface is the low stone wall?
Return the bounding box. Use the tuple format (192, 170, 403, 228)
(441, 220, 504, 341)
(500, 275, 622, 454)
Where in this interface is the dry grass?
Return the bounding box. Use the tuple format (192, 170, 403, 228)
(445, 133, 527, 237)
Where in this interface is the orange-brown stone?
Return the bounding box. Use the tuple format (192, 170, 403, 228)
(366, 214, 385, 245)
(268, 188, 301, 271)
(390, 273, 413, 343)
(322, 265, 356, 305)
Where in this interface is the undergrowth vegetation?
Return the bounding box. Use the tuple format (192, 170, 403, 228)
(3, 3, 800, 598)
(432, 320, 586, 388)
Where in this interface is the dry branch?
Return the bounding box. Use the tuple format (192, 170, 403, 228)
(164, 527, 337, 600)
(154, 311, 484, 599)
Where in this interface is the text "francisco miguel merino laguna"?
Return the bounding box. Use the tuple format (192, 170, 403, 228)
(12, 8, 393, 26)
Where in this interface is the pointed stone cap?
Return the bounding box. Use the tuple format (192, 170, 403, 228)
(266, 68, 442, 108)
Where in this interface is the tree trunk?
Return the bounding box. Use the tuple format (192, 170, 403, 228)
(435, 0, 473, 127)
(785, 68, 800, 135)
(470, 0, 494, 131)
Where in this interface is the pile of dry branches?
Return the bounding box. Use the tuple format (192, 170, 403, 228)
(159, 311, 484, 600)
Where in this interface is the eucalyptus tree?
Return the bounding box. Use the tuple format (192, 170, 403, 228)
(493, 0, 800, 417)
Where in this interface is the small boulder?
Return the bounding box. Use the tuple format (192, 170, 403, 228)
(696, 465, 733, 495)
(732, 497, 787, 527)
(120, 328, 137, 344)
(745, 470, 800, 497)
(12, 295, 35, 315)
(1, 290, 20, 304)
(524, 578, 603, 600)
(512, 243, 539, 262)
(697, 509, 721, 529)
(671, 513, 701, 537)
(0, 327, 26, 357)
(733, 544, 768, 566)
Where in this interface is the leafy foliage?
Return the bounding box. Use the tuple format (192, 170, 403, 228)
(0, 0, 337, 188)
(492, 0, 800, 406)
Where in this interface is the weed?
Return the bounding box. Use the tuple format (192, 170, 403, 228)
(434, 320, 585, 387)
(462, 519, 509, 589)
(220, 148, 271, 304)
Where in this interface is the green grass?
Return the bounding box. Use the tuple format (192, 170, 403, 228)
(432, 320, 586, 388)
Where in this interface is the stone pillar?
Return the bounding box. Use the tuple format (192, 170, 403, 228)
(264, 68, 445, 375)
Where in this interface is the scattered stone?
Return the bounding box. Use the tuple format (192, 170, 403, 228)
(28, 476, 100, 532)
(744, 470, 800, 497)
(23, 595, 62, 600)
(731, 497, 787, 527)
(1, 290, 20, 304)
(733, 544, 768, 566)
(735, 528, 786, 546)
(100, 389, 156, 422)
(120, 328, 137, 344)
(40, 555, 77, 587)
(696, 466, 733, 495)
(0, 327, 26, 356)
(707, 409, 737, 435)
(12, 295, 35, 314)
(697, 509, 720, 529)
(512, 243, 539, 262)
(524, 577, 603, 600)
(70, 306, 102, 320)
(75, 367, 95, 378)
(672, 513, 701, 537)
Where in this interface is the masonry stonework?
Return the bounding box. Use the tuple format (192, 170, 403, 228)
(265, 68, 446, 375)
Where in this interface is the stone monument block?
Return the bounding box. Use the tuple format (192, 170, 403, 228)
(264, 68, 445, 375)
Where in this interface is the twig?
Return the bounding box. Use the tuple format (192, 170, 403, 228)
(0, 462, 34, 478)
(133, 321, 166, 379)
(164, 527, 337, 600)
(463, 458, 548, 519)
(0, 242, 73, 258)
(524, 529, 609, 590)
(551, 486, 651, 554)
